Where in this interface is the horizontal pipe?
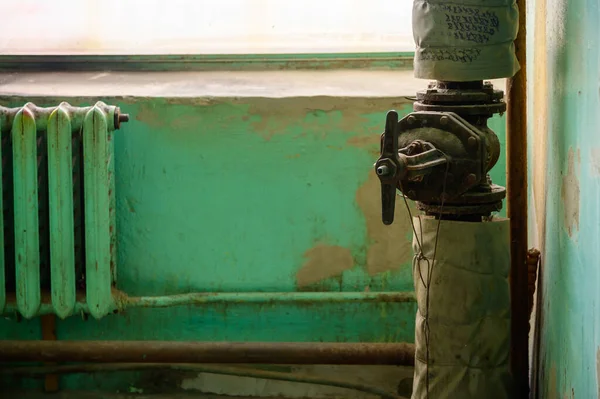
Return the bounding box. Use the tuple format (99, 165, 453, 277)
(0, 341, 415, 366)
(123, 291, 416, 307)
(2, 291, 416, 317)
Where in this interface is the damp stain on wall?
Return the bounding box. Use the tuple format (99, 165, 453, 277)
(560, 147, 580, 238)
(296, 245, 354, 288)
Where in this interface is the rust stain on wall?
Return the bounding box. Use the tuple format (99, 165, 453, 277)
(346, 135, 375, 148)
(346, 134, 381, 158)
(561, 148, 580, 237)
(548, 363, 558, 399)
(164, 98, 217, 106)
(296, 245, 354, 288)
(597, 347, 600, 397)
(356, 171, 413, 275)
(137, 102, 209, 131)
(135, 103, 168, 128)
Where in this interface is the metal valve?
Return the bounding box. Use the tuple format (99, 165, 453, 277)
(375, 111, 449, 225)
(374, 81, 507, 223)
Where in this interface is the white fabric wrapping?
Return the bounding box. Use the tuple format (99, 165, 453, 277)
(411, 217, 513, 399)
(412, 0, 520, 81)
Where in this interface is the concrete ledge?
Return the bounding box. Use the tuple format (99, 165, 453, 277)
(0, 71, 505, 98)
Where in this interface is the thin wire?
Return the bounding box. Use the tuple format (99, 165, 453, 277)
(402, 192, 424, 253)
(400, 152, 450, 399)
(402, 193, 429, 288)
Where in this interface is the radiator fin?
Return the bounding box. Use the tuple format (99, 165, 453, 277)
(83, 105, 113, 319)
(12, 107, 41, 318)
(47, 106, 76, 319)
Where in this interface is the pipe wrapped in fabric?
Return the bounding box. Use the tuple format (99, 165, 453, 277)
(411, 217, 513, 399)
(412, 0, 520, 81)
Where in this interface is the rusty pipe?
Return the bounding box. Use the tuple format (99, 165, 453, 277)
(0, 341, 415, 366)
(506, 0, 528, 396)
(2, 291, 416, 318)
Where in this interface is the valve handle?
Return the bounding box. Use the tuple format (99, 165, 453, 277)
(375, 111, 401, 225)
(380, 182, 397, 226)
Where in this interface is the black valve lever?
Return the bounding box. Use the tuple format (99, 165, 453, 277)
(374, 111, 404, 225)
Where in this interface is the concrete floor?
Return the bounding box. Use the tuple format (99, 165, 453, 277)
(4, 364, 414, 399)
(10, 376, 414, 399)
(12, 393, 364, 399)
(8, 393, 289, 399)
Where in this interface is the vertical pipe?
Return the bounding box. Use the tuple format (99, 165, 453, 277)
(83, 106, 112, 319)
(47, 106, 76, 318)
(12, 108, 41, 319)
(506, 0, 528, 396)
(411, 217, 513, 398)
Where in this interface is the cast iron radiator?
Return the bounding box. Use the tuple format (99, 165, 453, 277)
(0, 102, 128, 319)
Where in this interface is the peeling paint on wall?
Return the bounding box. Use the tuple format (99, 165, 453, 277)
(548, 363, 558, 399)
(135, 103, 169, 128)
(296, 245, 354, 287)
(248, 97, 408, 141)
(356, 170, 413, 275)
(597, 347, 600, 397)
(590, 148, 600, 177)
(561, 148, 580, 237)
(532, 0, 600, 396)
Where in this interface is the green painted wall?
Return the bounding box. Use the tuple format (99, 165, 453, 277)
(0, 92, 507, 392)
(529, 0, 600, 397)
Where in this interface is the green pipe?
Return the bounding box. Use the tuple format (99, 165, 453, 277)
(123, 291, 416, 308)
(2, 291, 416, 318)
